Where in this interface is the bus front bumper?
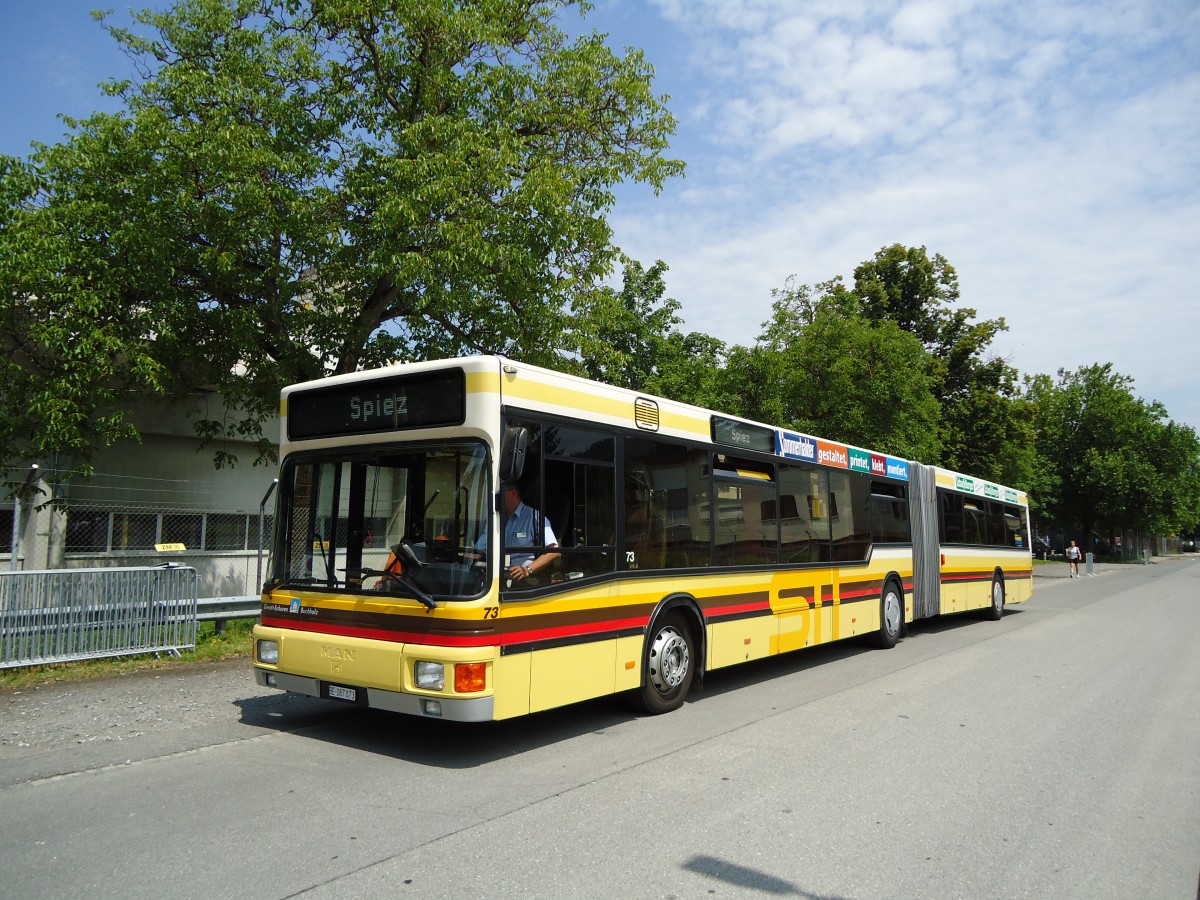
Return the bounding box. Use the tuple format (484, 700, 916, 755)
(253, 667, 495, 722)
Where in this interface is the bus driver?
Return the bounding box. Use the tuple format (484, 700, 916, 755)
(499, 480, 559, 583)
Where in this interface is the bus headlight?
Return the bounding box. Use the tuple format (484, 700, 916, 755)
(257, 640, 279, 665)
(415, 661, 445, 691)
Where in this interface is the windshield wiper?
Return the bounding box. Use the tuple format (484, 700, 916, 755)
(347, 565, 438, 611)
(396, 573, 437, 610)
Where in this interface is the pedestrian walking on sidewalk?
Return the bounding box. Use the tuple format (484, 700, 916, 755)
(1066, 540, 1082, 577)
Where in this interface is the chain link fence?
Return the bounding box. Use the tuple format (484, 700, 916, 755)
(62, 502, 272, 555)
(5, 467, 277, 599)
(56, 503, 272, 598)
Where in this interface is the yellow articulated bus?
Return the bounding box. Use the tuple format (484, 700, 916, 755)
(252, 356, 1032, 721)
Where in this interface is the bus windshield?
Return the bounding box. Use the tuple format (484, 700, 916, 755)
(270, 441, 491, 601)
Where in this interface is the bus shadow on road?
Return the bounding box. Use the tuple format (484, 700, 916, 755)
(696, 640, 873, 700)
(697, 608, 1026, 700)
(231, 608, 1027, 766)
(231, 689, 643, 767)
(905, 606, 1025, 636)
(230, 635, 890, 767)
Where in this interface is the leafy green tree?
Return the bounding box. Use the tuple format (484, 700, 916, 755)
(1030, 364, 1132, 540)
(849, 244, 1026, 481)
(1014, 373, 1062, 524)
(1029, 363, 1200, 545)
(645, 330, 729, 410)
(853, 244, 963, 347)
(0, 0, 683, 473)
(724, 278, 941, 460)
(0, 156, 165, 482)
(1158, 423, 1200, 536)
(574, 258, 683, 390)
(1104, 413, 1200, 540)
(941, 356, 1035, 486)
(571, 257, 728, 407)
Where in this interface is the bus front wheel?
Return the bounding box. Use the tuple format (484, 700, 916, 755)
(636, 613, 695, 714)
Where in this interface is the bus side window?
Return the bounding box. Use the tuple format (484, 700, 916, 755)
(870, 481, 911, 544)
(539, 423, 617, 581)
(940, 491, 965, 543)
(829, 471, 871, 561)
(623, 438, 709, 570)
(986, 501, 1007, 547)
(542, 458, 616, 580)
(779, 464, 830, 563)
(963, 502, 986, 545)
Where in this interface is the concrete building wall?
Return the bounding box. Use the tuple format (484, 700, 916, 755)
(3, 393, 281, 598)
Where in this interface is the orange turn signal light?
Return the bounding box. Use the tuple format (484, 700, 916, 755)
(454, 662, 487, 693)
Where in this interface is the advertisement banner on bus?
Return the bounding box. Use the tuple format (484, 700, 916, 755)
(777, 430, 817, 462)
(953, 473, 1011, 498)
(817, 440, 849, 469)
(777, 430, 908, 480)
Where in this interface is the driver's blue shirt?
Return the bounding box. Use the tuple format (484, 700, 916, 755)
(503, 501, 557, 568)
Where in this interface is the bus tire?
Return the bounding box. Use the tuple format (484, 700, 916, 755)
(874, 579, 903, 649)
(983, 574, 1004, 621)
(636, 612, 695, 714)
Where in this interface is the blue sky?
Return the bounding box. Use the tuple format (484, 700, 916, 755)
(3, 0, 1199, 432)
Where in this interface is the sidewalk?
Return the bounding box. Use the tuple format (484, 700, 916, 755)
(1033, 554, 1187, 580)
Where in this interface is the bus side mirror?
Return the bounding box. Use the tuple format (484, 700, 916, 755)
(500, 426, 529, 483)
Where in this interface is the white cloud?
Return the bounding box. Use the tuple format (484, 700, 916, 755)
(611, 0, 1200, 428)
(890, 0, 962, 45)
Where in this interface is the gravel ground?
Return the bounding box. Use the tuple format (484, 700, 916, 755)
(0, 655, 351, 789)
(0, 658, 272, 757)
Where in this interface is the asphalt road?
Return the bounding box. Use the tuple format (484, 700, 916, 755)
(2, 557, 1198, 900)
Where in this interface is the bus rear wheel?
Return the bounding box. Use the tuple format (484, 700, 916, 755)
(874, 579, 902, 649)
(636, 613, 695, 714)
(982, 575, 1005, 621)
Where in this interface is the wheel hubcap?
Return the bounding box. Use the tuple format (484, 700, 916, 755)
(648, 626, 689, 693)
(883, 590, 901, 636)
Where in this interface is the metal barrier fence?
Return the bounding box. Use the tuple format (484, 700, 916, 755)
(196, 595, 261, 631)
(0, 566, 199, 669)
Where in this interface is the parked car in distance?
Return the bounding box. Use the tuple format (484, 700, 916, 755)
(1033, 538, 1056, 560)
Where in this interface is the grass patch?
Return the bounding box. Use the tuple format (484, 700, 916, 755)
(0, 619, 255, 690)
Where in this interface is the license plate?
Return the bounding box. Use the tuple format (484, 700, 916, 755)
(327, 684, 357, 702)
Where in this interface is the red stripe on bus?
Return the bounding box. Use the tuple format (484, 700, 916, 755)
(838, 585, 881, 601)
(261, 614, 651, 649)
(940, 572, 992, 584)
(500, 615, 648, 647)
(704, 599, 772, 618)
(261, 615, 498, 647)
